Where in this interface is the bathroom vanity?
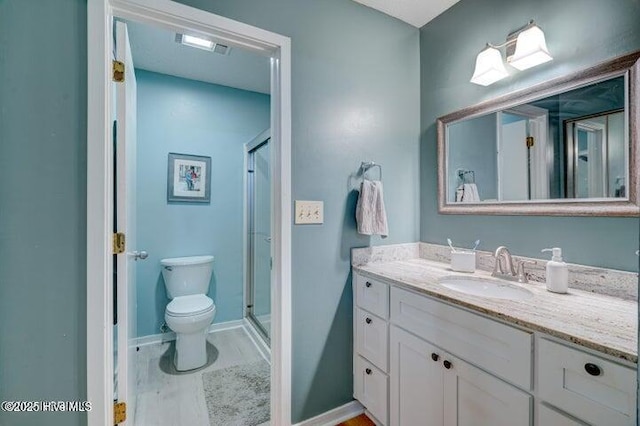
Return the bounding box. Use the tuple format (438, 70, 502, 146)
(351, 244, 637, 426)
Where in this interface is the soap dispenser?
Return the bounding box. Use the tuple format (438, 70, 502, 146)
(541, 248, 568, 294)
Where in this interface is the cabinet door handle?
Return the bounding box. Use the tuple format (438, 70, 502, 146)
(365, 281, 372, 288)
(431, 353, 439, 362)
(584, 363, 601, 376)
(365, 317, 372, 324)
(365, 368, 372, 375)
(443, 360, 452, 369)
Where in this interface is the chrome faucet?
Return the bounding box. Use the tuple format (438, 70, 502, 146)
(492, 246, 533, 283)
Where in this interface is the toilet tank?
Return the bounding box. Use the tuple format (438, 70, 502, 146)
(160, 255, 214, 299)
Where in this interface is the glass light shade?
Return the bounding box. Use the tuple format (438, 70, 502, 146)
(470, 47, 509, 86)
(509, 25, 553, 70)
(181, 34, 215, 51)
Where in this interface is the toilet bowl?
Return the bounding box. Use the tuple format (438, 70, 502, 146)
(161, 256, 216, 371)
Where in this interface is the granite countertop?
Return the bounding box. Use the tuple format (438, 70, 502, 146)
(354, 257, 638, 363)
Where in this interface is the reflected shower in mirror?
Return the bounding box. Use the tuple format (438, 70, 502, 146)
(446, 76, 627, 204)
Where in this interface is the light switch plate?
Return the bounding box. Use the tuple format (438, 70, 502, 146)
(295, 200, 324, 224)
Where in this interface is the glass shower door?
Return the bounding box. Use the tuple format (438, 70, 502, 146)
(247, 138, 271, 341)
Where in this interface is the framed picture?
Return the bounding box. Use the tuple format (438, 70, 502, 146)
(167, 153, 211, 203)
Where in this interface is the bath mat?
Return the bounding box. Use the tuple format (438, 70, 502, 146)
(202, 360, 270, 426)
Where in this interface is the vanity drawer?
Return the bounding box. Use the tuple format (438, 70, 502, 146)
(538, 338, 636, 426)
(354, 355, 388, 425)
(355, 273, 389, 319)
(390, 286, 532, 389)
(356, 307, 389, 372)
(537, 403, 587, 426)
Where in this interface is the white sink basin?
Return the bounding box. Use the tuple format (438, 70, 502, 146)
(438, 276, 533, 300)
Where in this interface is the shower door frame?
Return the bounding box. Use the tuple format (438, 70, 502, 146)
(86, 1, 292, 425)
(244, 130, 272, 344)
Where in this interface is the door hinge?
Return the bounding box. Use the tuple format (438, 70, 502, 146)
(114, 401, 127, 424)
(113, 232, 126, 254)
(112, 60, 125, 83)
(526, 136, 534, 148)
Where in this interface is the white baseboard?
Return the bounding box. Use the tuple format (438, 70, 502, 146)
(293, 400, 364, 426)
(133, 319, 245, 347)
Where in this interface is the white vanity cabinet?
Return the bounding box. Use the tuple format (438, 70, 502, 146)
(352, 271, 637, 426)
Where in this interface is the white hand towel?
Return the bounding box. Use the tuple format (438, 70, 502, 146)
(356, 179, 389, 237)
(461, 183, 481, 203)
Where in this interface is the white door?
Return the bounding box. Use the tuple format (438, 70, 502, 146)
(115, 21, 138, 425)
(390, 326, 444, 426)
(499, 120, 529, 201)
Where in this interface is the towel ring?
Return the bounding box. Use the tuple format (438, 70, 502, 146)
(361, 161, 382, 181)
(456, 169, 475, 184)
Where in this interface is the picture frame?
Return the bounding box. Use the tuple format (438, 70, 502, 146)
(167, 152, 211, 203)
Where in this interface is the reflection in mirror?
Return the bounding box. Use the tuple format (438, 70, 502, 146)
(446, 76, 627, 204)
(566, 110, 625, 198)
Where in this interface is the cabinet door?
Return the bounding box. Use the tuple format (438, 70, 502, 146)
(390, 326, 444, 426)
(443, 355, 532, 426)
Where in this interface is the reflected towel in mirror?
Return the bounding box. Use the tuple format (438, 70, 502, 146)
(356, 179, 389, 237)
(456, 183, 481, 203)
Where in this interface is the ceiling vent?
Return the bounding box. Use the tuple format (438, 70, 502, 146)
(213, 43, 230, 56)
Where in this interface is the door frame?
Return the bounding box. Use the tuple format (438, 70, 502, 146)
(86, 1, 292, 425)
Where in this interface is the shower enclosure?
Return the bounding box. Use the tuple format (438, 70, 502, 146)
(245, 130, 271, 343)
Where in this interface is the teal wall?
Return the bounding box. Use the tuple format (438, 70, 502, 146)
(177, 0, 421, 422)
(420, 0, 640, 271)
(0, 1, 88, 425)
(135, 70, 270, 337)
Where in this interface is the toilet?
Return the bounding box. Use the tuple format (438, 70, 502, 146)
(161, 255, 216, 371)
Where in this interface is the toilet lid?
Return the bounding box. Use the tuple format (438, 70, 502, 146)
(166, 295, 214, 317)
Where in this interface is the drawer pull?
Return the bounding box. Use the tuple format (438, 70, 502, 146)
(431, 353, 439, 362)
(584, 363, 601, 376)
(443, 360, 452, 369)
(365, 317, 372, 324)
(365, 368, 372, 375)
(365, 281, 372, 288)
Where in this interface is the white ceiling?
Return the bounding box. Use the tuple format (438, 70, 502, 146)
(351, 0, 461, 28)
(125, 20, 271, 94)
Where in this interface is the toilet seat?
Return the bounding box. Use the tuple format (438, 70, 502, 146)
(166, 294, 214, 317)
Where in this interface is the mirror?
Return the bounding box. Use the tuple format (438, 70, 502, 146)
(438, 51, 640, 216)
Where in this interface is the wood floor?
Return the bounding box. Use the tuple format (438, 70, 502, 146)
(134, 326, 270, 426)
(338, 413, 376, 426)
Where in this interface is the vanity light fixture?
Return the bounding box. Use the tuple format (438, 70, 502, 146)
(508, 24, 553, 70)
(470, 45, 509, 86)
(176, 33, 215, 51)
(470, 20, 553, 86)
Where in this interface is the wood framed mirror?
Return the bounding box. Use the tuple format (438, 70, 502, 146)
(437, 50, 640, 216)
